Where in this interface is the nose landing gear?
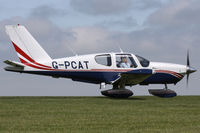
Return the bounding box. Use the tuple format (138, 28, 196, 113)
(148, 84, 177, 98)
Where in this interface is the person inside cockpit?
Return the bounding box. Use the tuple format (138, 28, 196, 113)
(119, 56, 130, 68)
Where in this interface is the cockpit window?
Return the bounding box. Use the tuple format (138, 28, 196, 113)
(116, 54, 137, 68)
(95, 54, 112, 66)
(136, 55, 150, 67)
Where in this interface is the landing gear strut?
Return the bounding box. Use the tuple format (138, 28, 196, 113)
(148, 84, 177, 98)
(164, 84, 168, 90)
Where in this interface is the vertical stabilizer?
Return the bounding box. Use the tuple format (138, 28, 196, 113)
(5, 25, 52, 63)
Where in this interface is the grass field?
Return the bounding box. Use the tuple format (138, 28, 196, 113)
(0, 96, 199, 133)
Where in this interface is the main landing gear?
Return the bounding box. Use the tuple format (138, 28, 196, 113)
(101, 84, 133, 98)
(148, 84, 177, 98)
(100, 83, 177, 98)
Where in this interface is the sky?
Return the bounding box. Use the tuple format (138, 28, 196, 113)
(0, 0, 199, 96)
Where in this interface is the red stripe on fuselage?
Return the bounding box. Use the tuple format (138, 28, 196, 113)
(19, 58, 53, 70)
(159, 70, 183, 78)
(34, 62, 51, 68)
(155, 70, 184, 79)
(11, 42, 51, 68)
(18, 59, 133, 72)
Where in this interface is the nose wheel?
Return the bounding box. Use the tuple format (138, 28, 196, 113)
(148, 84, 177, 98)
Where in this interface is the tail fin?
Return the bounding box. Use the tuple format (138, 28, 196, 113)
(5, 25, 52, 63)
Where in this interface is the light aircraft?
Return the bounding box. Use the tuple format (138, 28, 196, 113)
(4, 25, 197, 98)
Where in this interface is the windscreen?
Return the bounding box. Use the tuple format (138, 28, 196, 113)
(136, 55, 150, 67)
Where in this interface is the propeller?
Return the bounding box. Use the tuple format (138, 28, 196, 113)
(186, 50, 197, 87)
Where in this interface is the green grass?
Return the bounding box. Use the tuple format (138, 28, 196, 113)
(0, 96, 199, 133)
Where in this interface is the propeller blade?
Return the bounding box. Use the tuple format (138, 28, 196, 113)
(187, 50, 190, 67)
(186, 50, 190, 87)
(186, 73, 189, 88)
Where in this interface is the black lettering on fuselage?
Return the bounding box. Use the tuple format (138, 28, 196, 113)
(71, 61, 77, 69)
(78, 61, 83, 69)
(64, 61, 70, 69)
(63, 61, 89, 69)
(52, 61, 58, 69)
(84, 61, 89, 69)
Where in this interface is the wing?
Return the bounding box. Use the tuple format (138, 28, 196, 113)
(112, 69, 153, 87)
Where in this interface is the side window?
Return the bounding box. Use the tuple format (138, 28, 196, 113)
(95, 54, 112, 66)
(116, 54, 137, 68)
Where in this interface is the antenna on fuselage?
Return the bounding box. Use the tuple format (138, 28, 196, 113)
(118, 45, 124, 53)
(67, 46, 78, 56)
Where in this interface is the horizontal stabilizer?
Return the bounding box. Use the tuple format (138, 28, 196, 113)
(4, 60, 24, 68)
(4, 60, 25, 72)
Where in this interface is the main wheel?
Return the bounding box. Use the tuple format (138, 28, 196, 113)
(101, 89, 133, 98)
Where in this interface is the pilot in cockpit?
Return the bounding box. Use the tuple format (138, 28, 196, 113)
(119, 56, 130, 68)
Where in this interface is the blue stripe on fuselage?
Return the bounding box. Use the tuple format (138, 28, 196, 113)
(21, 69, 151, 84)
(22, 71, 119, 84)
(18, 69, 181, 84)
